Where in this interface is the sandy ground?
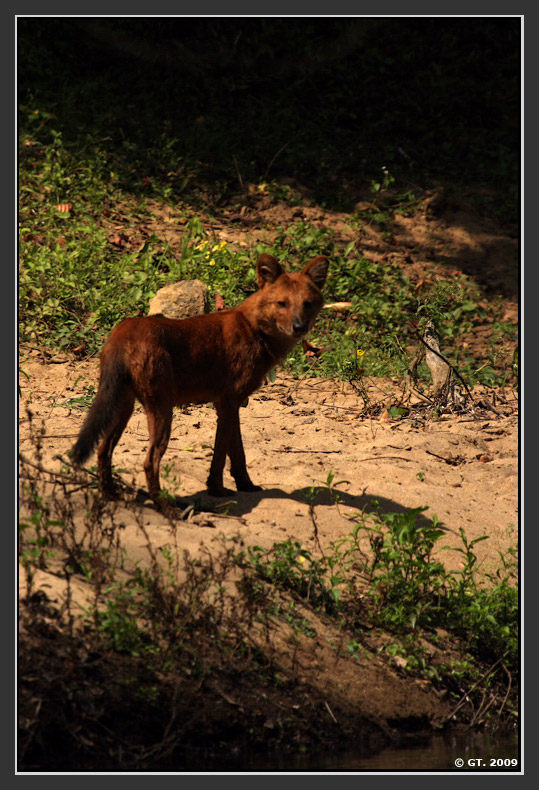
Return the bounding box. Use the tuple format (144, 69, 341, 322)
(19, 351, 518, 576)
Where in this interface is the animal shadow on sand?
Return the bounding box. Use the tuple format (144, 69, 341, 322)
(146, 485, 448, 533)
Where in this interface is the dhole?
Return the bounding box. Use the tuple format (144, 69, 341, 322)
(71, 254, 329, 506)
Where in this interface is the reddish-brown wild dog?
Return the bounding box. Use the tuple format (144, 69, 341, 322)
(71, 253, 329, 506)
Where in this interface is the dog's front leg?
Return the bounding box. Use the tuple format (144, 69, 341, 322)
(207, 401, 261, 496)
(225, 402, 262, 493)
(206, 401, 234, 496)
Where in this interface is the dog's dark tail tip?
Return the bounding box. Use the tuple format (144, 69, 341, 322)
(70, 435, 93, 467)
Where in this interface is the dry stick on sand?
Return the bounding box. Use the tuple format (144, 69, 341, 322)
(20, 453, 97, 484)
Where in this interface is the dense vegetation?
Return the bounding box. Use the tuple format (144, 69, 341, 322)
(19, 18, 519, 386)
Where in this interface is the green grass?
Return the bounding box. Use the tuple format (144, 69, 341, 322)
(18, 138, 515, 389)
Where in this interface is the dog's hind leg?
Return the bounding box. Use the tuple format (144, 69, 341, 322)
(143, 400, 173, 507)
(96, 390, 135, 497)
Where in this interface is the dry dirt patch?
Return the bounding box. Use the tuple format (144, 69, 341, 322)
(19, 352, 518, 576)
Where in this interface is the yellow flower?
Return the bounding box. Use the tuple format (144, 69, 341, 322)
(209, 258, 216, 266)
(356, 349, 365, 358)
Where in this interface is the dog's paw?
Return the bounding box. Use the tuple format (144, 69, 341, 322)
(236, 482, 263, 493)
(206, 483, 236, 497)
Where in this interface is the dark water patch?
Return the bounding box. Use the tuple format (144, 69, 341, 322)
(304, 731, 521, 772)
(192, 730, 520, 773)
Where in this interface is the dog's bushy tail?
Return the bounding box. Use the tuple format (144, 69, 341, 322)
(70, 356, 130, 466)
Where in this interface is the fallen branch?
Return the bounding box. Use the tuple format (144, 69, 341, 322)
(323, 302, 353, 312)
(19, 453, 97, 482)
(325, 700, 338, 724)
(497, 663, 513, 721)
(263, 141, 290, 180)
(441, 653, 508, 725)
(425, 449, 463, 466)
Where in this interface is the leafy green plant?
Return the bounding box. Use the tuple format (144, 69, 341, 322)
(159, 462, 182, 505)
(417, 278, 485, 340)
(244, 540, 340, 610)
(370, 165, 395, 194)
(347, 507, 518, 671)
(301, 469, 349, 507)
(272, 222, 335, 260)
(343, 638, 365, 664)
(19, 491, 63, 599)
(93, 578, 157, 656)
(347, 506, 447, 632)
(240, 499, 518, 706)
(445, 535, 518, 663)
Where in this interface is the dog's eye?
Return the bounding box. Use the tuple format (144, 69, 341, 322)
(303, 300, 313, 309)
(277, 300, 287, 308)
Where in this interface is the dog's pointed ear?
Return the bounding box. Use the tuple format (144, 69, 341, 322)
(302, 256, 329, 290)
(257, 254, 284, 288)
